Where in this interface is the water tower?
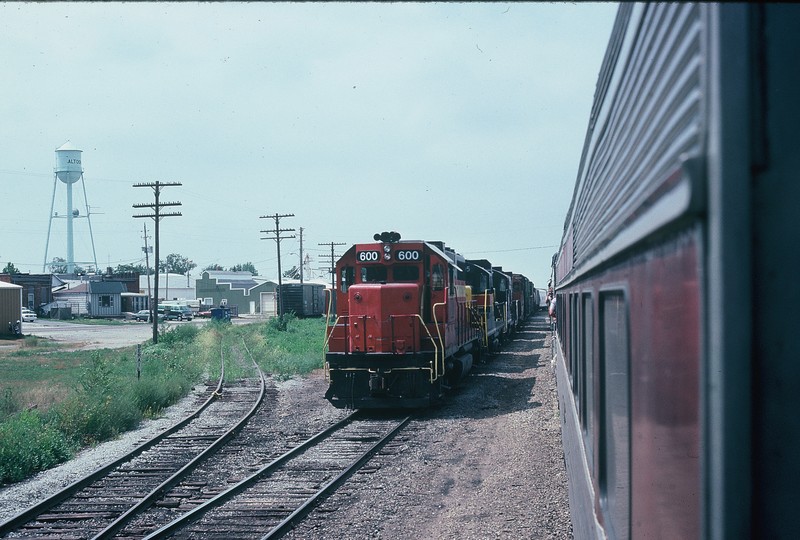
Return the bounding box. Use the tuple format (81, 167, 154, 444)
(43, 142, 98, 273)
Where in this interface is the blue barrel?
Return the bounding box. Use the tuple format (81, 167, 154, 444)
(210, 307, 231, 322)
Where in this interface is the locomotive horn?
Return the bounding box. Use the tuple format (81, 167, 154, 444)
(375, 231, 402, 243)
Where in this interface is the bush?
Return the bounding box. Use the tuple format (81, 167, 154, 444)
(158, 323, 200, 346)
(132, 376, 191, 415)
(0, 388, 19, 421)
(0, 410, 74, 485)
(268, 313, 296, 332)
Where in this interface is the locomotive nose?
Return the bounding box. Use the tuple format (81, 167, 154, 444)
(348, 283, 421, 354)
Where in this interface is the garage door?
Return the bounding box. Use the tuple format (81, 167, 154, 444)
(260, 292, 276, 317)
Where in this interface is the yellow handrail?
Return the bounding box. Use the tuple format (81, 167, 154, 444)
(322, 315, 341, 380)
(413, 314, 440, 383)
(483, 292, 489, 347)
(432, 302, 446, 381)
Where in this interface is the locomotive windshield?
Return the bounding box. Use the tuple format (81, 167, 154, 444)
(361, 266, 388, 282)
(359, 265, 420, 283)
(393, 266, 420, 282)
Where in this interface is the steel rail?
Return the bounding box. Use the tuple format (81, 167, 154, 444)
(141, 410, 366, 539)
(261, 414, 413, 539)
(0, 341, 227, 536)
(91, 336, 267, 539)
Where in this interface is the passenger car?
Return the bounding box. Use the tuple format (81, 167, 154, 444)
(20, 309, 36, 322)
(553, 4, 800, 538)
(133, 310, 151, 322)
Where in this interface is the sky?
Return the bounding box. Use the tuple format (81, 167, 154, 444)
(0, 2, 617, 289)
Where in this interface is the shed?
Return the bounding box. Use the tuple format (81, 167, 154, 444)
(0, 280, 23, 337)
(0, 273, 52, 314)
(87, 281, 126, 318)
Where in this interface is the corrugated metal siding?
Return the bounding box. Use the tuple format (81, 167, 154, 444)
(0, 285, 23, 336)
(89, 292, 122, 317)
(567, 3, 705, 273)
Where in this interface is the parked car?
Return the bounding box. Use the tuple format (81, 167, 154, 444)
(21, 308, 37, 322)
(133, 309, 151, 322)
(165, 306, 193, 321)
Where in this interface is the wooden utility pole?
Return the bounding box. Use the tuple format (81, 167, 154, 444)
(142, 223, 153, 318)
(318, 241, 346, 291)
(133, 181, 182, 344)
(298, 227, 304, 284)
(260, 213, 294, 317)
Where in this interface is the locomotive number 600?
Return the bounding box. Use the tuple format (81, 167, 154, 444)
(396, 250, 421, 261)
(357, 251, 380, 262)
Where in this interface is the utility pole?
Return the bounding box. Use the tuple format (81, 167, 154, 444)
(298, 227, 304, 284)
(260, 213, 294, 317)
(142, 223, 153, 316)
(318, 241, 346, 291)
(133, 181, 182, 344)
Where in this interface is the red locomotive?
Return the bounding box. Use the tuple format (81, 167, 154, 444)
(324, 232, 533, 409)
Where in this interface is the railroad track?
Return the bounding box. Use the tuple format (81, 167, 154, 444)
(141, 411, 411, 540)
(2, 338, 411, 540)
(0, 337, 267, 540)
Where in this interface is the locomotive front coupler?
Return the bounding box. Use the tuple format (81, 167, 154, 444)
(368, 369, 388, 396)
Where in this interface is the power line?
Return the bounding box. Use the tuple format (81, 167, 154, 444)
(260, 213, 294, 317)
(133, 180, 182, 344)
(318, 241, 346, 290)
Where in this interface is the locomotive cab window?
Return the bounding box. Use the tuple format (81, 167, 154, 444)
(393, 265, 420, 282)
(431, 264, 444, 291)
(361, 265, 387, 283)
(340, 266, 354, 292)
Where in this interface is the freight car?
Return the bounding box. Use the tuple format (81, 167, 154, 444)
(279, 282, 325, 318)
(324, 232, 533, 409)
(553, 4, 800, 539)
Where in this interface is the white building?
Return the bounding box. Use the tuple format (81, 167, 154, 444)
(139, 273, 195, 302)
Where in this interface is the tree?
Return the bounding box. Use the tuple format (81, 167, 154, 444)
(2, 262, 20, 274)
(282, 265, 300, 279)
(114, 263, 150, 275)
(203, 263, 224, 272)
(48, 257, 68, 274)
(160, 253, 197, 286)
(230, 262, 258, 276)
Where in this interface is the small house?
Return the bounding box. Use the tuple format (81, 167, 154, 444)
(87, 281, 126, 318)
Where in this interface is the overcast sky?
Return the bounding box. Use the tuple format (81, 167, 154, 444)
(1, 2, 617, 288)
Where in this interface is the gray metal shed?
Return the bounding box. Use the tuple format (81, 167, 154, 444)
(0, 280, 23, 337)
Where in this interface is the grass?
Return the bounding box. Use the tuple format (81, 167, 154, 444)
(0, 316, 326, 486)
(59, 317, 126, 326)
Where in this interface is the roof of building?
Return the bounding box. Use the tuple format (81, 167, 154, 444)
(0, 280, 22, 289)
(203, 271, 276, 292)
(88, 281, 127, 294)
(53, 282, 89, 294)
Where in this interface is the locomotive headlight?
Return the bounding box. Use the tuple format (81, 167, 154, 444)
(384, 253, 392, 261)
(383, 244, 391, 253)
(383, 244, 392, 260)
